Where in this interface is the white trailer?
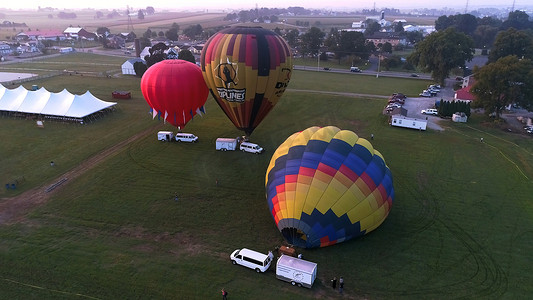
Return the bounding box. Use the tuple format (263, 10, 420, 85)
(275, 255, 317, 288)
(157, 131, 174, 142)
(390, 114, 427, 131)
(216, 138, 237, 151)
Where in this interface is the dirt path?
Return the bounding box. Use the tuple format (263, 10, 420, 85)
(0, 124, 160, 225)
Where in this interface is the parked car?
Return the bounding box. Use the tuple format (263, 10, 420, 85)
(230, 248, 274, 273)
(410, 73, 419, 77)
(240, 142, 264, 154)
(421, 108, 438, 115)
(350, 66, 362, 72)
(419, 91, 432, 97)
(175, 133, 198, 143)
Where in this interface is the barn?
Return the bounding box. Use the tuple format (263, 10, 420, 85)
(122, 58, 145, 75)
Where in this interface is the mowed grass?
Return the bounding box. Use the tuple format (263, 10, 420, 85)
(1, 56, 533, 299)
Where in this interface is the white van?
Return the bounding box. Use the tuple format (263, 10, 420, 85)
(175, 133, 198, 143)
(239, 142, 264, 154)
(230, 248, 274, 273)
(157, 131, 174, 142)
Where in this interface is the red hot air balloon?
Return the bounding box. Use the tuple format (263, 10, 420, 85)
(141, 59, 209, 130)
(201, 26, 292, 137)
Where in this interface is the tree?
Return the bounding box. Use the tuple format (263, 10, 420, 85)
(138, 10, 144, 20)
(285, 29, 299, 48)
(501, 10, 532, 31)
(408, 28, 474, 85)
(300, 27, 324, 57)
(454, 14, 477, 35)
(95, 11, 103, 19)
(97, 27, 110, 36)
(471, 56, 533, 118)
(183, 24, 203, 39)
(165, 27, 178, 41)
(143, 29, 152, 39)
(138, 37, 151, 49)
(405, 31, 424, 44)
(133, 61, 147, 77)
(144, 42, 169, 67)
(178, 49, 196, 64)
(381, 42, 393, 53)
(488, 28, 533, 63)
(365, 21, 381, 36)
(145, 6, 155, 15)
(394, 21, 404, 33)
(472, 25, 498, 49)
(435, 15, 454, 31)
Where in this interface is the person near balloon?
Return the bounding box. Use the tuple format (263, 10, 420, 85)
(339, 276, 344, 294)
(331, 277, 337, 289)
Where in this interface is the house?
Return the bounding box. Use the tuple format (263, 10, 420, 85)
(106, 35, 125, 49)
(366, 32, 406, 47)
(188, 45, 203, 54)
(63, 27, 97, 40)
(0, 42, 12, 55)
(122, 58, 145, 75)
(390, 114, 427, 131)
(454, 85, 475, 102)
(17, 30, 65, 41)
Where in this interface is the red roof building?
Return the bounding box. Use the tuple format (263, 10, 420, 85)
(455, 84, 475, 102)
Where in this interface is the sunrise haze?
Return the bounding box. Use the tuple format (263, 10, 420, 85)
(0, 0, 531, 11)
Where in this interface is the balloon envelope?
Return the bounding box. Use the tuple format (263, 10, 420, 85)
(201, 26, 292, 136)
(265, 126, 394, 248)
(141, 59, 208, 129)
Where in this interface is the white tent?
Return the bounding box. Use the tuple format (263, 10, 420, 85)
(40, 89, 75, 116)
(0, 84, 117, 121)
(66, 91, 115, 118)
(0, 85, 27, 111)
(16, 87, 51, 114)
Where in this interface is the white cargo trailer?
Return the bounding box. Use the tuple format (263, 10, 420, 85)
(390, 114, 427, 131)
(275, 255, 317, 288)
(215, 138, 237, 151)
(157, 131, 174, 141)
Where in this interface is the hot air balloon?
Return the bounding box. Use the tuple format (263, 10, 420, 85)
(141, 59, 208, 130)
(265, 126, 394, 248)
(201, 26, 292, 137)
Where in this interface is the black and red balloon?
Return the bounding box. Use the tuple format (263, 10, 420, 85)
(141, 59, 209, 129)
(201, 26, 292, 136)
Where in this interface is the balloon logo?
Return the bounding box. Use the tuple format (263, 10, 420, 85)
(141, 59, 209, 130)
(201, 26, 292, 136)
(265, 126, 395, 248)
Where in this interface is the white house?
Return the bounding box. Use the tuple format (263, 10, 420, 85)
(390, 114, 427, 131)
(122, 58, 145, 75)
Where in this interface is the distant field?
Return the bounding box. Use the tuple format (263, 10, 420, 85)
(0, 9, 230, 40)
(1, 53, 532, 299)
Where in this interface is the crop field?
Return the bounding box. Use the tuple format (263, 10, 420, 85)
(1, 53, 533, 300)
(0, 9, 230, 41)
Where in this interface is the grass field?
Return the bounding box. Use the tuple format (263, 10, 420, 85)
(1, 53, 532, 299)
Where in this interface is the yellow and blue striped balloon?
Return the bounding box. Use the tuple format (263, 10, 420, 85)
(266, 126, 394, 248)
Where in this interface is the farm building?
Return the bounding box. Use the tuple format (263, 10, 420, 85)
(0, 84, 116, 123)
(390, 114, 427, 131)
(122, 58, 145, 75)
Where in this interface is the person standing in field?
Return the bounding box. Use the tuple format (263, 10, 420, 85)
(221, 288, 228, 300)
(331, 277, 337, 289)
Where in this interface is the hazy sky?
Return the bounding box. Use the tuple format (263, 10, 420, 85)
(0, 0, 530, 11)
